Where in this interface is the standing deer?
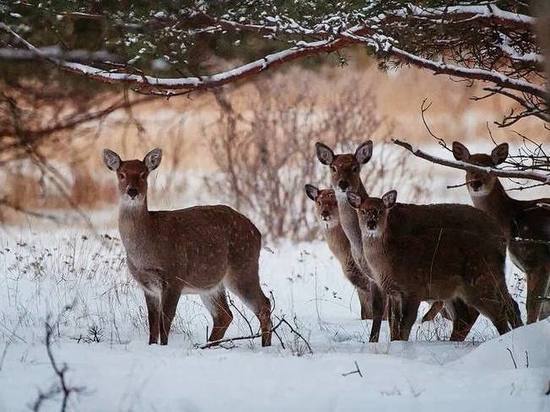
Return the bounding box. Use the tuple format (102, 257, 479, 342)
(103, 148, 272, 346)
(347, 190, 523, 340)
(315, 141, 514, 340)
(452, 141, 550, 323)
(315, 142, 387, 341)
(304, 184, 451, 334)
(304, 185, 374, 321)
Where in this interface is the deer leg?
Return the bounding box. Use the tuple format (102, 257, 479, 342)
(200, 287, 233, 342)
(526, 267, 548, 323)
(504, 292, 524, 328)
(225, 268, 272, 347)
(357, 288, 372, 320)
(447, 298, 479, 342)
(368, 284, 384, 343)
(421, 301, 445, 323)
(398, 296, 420, 341)
(389, 295, 402, 341)
(461, 287, 510, 335)
(144, 291, 160, 345)
(539, 269, 550, 321)
(159, 287, 181, 345)
(343, 263, 373, 319)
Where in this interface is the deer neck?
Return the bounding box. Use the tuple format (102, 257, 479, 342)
(469, 179, 516, 239)
(336, 184, 368, 262)
(118, 197, 152, 245)
(322, 223, 351, 263)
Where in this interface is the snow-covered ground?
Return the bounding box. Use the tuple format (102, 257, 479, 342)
(0, 230, 548, 411)
(0, 141, 549, 411)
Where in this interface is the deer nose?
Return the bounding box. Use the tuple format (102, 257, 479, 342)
(127, 188, 139, 199)
(367, 221, 376, 230)
(338, 180, 349, 191)
(321, 211, 330, 220)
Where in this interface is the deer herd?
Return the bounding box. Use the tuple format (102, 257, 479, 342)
(103, 140, 549, 348)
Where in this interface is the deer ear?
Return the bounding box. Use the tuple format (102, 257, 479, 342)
(382, 190, 397, 209)
(491, 143, 509, 165)
(315, 142, 334, 165)
(346, 191, 362, 209)
(452, 141, 470, 162)
(103, 149, 121, 171)
(355, 141, 373, 164)
(304, 184, 319, 201)
(144, 148, 162, 171)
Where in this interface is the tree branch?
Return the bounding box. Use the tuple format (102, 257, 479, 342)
(392, 138, 550, 183)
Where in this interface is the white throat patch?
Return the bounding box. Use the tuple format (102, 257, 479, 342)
(468, 187, 490, 197)
(120, 195, 145, 208)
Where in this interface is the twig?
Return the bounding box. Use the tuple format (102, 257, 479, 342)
(446, 180, 478, 189)
(200, 315, 313, 354)
(342, 361, 363, 378)
(200, 318, 284, 349)
(228, 296, 254, 336)
(506, 347, 518, 369)
(32, 305, 84, 412)
(420, 99, 451, 152)
(278, 316, 313, 355)
(393, 139, 550, 183)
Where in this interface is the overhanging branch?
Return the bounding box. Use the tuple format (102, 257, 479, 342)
(393, 138, 550, 183)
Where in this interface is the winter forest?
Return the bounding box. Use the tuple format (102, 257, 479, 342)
(0, 1, 549, 411)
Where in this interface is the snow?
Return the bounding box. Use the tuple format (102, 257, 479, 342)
(0, 229, 548, 411)
(396, 4, 535, 26)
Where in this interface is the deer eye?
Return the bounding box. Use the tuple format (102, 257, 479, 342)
(330, 165, 336, 173)
(140, 172, 147, 179)
(118, 172, 126, 180)
(351, 165, 359, 173)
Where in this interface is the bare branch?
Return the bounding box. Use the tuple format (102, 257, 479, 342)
(392, 139, 550, 183)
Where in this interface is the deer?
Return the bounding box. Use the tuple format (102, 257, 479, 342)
(452, 141, 550, 323)
(315, 142, 387, 341)
(102, 148, 272, 347)
(304, 185, 374, 321)
(347, 190, 523, 340)
(315, 141, 516, 340)
(304, 184, 454, 335)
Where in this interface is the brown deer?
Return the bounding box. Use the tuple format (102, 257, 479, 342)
(452, 141, 550, 323)
(304, 185, 374, 321)
(304, 184, 454, 335)
(103, 148, 272, 346)
(315, 142, 387, 341)
(347, 190, 523, 340)
(315, 141, 514, 340)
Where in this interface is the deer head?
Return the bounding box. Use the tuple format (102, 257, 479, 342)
(305, 184, 340, 229)
(315, 141, 373, 197)
(452, 142, 508, 197)
(103, 148, 162, 206)
(347, 190, 397, 238)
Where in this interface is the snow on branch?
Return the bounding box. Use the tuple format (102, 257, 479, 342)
(393, 139, 550, 183)
(396, 4, 535, 29)
(381, 45, 548, 100)
(1, 6, 546, 109)
(0, 22, 359, 94)
(0, 46, 121, 63)
(193, 14, 548, 101)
